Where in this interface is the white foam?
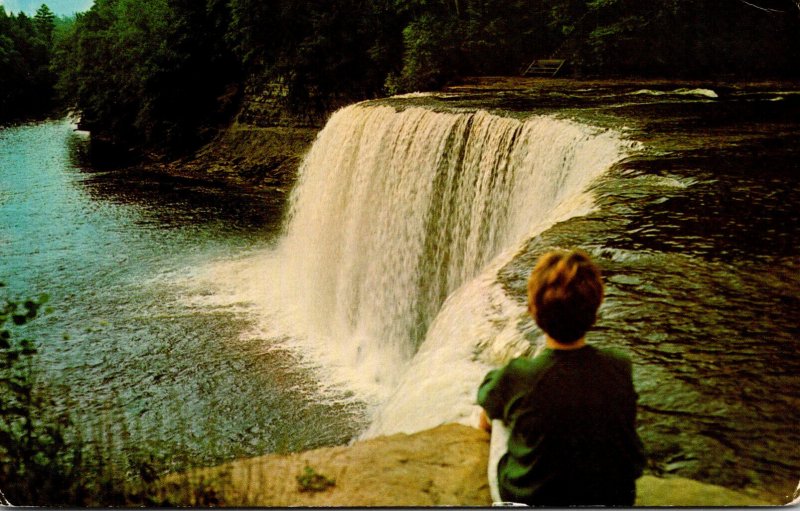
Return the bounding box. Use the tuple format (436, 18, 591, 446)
(390, 91, 435, 98)
(630, 88, 718, 99)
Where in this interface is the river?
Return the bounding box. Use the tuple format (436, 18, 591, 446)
(0, 121, 363, 473)
(1, 82, 798, 501)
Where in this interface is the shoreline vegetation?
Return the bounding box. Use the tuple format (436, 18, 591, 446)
(5, 0, 800, 153)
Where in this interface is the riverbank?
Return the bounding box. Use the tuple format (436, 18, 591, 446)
(154, 423, 775, 506)
(139, 124, 317, 195)
(130, 76, 800, 193)
(444, 76, 800, 93)
(129, 81, 325, 195)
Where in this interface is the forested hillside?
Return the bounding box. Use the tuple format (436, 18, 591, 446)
(3, 0, 800, 153)
(0, 5, 66, 120)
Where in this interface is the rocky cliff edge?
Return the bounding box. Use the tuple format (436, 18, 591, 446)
(155, 423, 774, 507)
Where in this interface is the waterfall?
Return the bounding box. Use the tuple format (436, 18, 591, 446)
(267, 103, 635, 426)
(190, 102, 634, 430)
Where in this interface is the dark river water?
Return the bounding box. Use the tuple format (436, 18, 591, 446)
(1, 82, 798, 502)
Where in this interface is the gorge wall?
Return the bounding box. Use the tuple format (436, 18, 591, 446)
(146, 81, 324, 192)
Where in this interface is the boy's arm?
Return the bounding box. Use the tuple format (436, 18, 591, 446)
(478, 356, 544, 425)
(477, 366, 510, 421)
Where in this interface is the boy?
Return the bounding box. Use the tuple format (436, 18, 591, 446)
(478, 249, 645, 506)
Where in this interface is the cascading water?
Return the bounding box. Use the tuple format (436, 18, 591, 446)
(196, 102, 635, 432)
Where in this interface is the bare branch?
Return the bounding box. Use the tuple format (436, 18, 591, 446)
(737, 0, 786, 12)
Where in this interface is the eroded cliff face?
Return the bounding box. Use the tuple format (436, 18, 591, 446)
(142, 81, 324, 192)
(155, 423, 773, 507)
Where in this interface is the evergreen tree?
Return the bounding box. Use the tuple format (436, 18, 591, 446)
(34, 4, 56, 45)
(53, 0, 240, 153)
(0, 5, 62, 121)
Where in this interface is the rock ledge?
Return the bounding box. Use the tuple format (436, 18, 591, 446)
(159, 423, 772, 506)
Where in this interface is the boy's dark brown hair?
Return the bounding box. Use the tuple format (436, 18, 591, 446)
(527, 249, 604, 344)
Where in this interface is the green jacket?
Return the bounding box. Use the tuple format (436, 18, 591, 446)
(478, 345, 646, 506)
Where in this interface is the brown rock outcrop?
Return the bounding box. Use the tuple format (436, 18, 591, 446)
(157, 423, 774, 507)
(160, 423, 491, 506)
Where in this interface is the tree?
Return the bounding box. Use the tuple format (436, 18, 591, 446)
(47, 0, 800, 154)
(393, 11, 462, 92)
(577, 0, 800, 77)
(226, 0, 403, 113)
(0, 6, 60, 120)
(34, 4, 56, 45)
(54, 0, 240, 154)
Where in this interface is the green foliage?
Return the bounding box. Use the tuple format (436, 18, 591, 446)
(0, 289, 81, 505)
(227, 0, 404, 113)
(388, 0, 573, 91)
(43, 0, 800, 155)
(0, 286, 175, 506)
(33, 4, 56, 45)
(0, 5, 65, 121)
(463, 0, 554, 75)
(394, 13, 463, 92)
(573, 0, 800, 77)
(53, 0, 240, 154)
(296, 464, 336, 492)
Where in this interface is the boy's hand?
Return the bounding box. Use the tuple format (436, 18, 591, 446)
(479, 410, 492, 432)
